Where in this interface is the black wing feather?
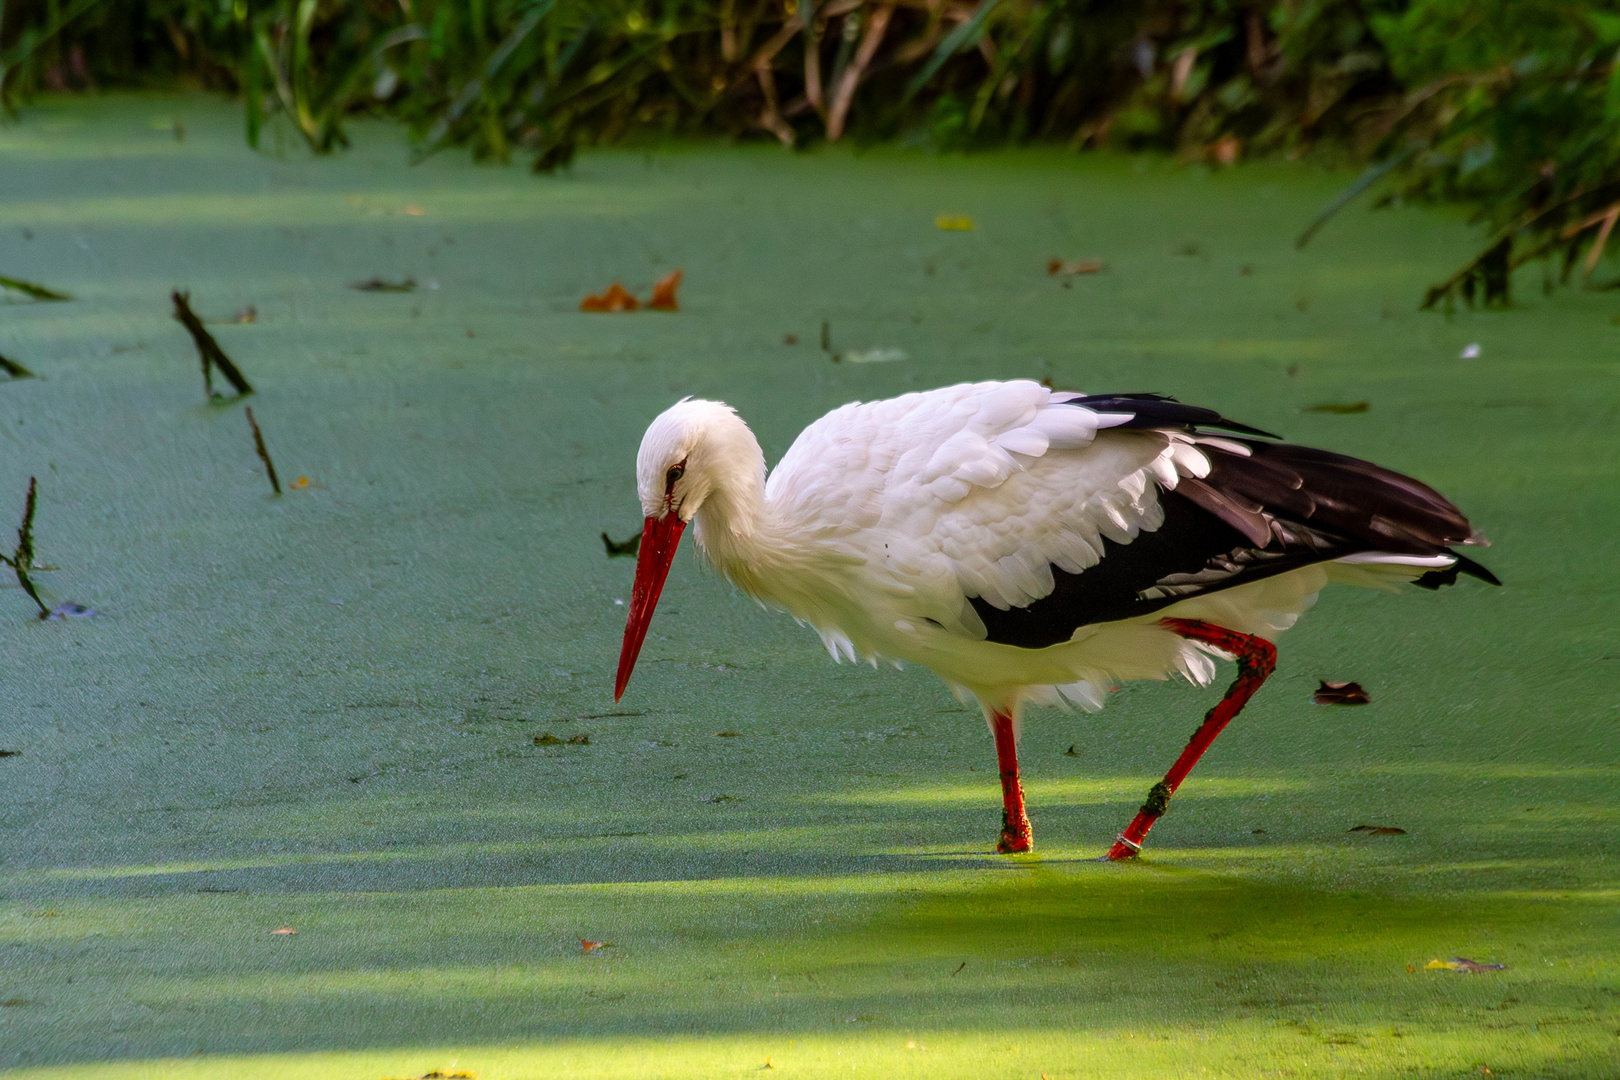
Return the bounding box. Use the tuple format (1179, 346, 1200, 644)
(970, 418, 1498, 650)
(1066, 393, 1280, 439)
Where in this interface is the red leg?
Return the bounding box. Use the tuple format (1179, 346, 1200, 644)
(991, 710, 1032, 853)
(1106, 619, 1277, 861)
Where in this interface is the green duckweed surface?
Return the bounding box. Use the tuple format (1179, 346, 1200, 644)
(0, 97, 1616, 1078)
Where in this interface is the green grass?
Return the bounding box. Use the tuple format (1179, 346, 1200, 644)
(0, 94, 1616, 1078)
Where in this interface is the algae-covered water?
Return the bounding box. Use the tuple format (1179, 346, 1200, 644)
(0, 97, 1615, 1078)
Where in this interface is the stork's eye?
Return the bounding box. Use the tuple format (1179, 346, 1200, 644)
(665, 463, 685, 488)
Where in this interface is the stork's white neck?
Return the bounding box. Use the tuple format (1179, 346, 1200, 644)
(681, 412, 804, 605)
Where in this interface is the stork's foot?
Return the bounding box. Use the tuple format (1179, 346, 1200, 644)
(1105, 828, 1146, 861)
(997, 809, 1033, 854)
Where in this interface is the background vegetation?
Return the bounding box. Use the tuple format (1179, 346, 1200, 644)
(3, 0, 1620, 301)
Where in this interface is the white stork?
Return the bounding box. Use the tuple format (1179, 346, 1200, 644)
(614, 380, 1496, 858)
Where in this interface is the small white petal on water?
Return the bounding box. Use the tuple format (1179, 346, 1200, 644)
(843, 348, 908, 364)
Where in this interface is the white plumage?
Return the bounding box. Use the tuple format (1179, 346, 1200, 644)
(618, 378, 1494, 856)
(639, 381, 1430, 708)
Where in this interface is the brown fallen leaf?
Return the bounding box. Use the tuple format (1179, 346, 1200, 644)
(1046, 257, 1105, 276)
(648, 269, 683, 311)
(1304, 401, 1370, 414)
(534, 733, 562, 745)
(581, 939, 611, 953)
(0, 750, 19, 757)
(714, 730, 741, 737)
(1314, 680, 1370, 705)
(783, 333, 798, 345)
(566, 734, 590, 745)
(271, 926, 296, 935)
(1349, 824, 1407, 835)
(1426, 957, 1506, 973)
(580, 282, 638, 312)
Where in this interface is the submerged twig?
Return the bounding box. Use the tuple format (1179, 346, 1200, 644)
(0, 479, 50, 618)
(0, 274, 72, 302)
(1421, 236, 1512, 310)
(0, 353, 35, 379)
(172, 290, 254, 398)
(349, 277, 416, 293)
(1295, 150, 1414, 250)
(244, 407, 281, 495)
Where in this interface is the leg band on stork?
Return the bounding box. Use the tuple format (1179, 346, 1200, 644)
(1105, 618, 1277, 861)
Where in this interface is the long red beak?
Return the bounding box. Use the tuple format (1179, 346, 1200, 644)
(615, 514, 686, 701)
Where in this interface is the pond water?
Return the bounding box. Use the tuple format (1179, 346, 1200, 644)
(0, 96, 1615, 1078)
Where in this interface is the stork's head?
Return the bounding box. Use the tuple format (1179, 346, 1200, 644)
(634, 397, 751, 524)
(616, 398, 759, 700)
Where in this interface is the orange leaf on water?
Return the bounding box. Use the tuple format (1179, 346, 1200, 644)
(648, 269, 683, 311)
(581, 939, 611, 953)
(1047, 257, 1105, 276)
(271, 926, 296, 935)
(580, 282, 639, 312)
(1209, 134, 1242, 166)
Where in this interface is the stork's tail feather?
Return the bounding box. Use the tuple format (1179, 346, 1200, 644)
(1415, 552, 1502, 590)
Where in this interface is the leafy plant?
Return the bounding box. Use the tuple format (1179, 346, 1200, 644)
(9, 0, 1620, 306)
(1304, 0, 1620, 305)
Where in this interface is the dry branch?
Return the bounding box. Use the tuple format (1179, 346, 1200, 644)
(172, 290, 254, 398)
(245, 407, 282, 495)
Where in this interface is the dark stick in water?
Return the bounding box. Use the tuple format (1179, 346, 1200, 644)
(245, 407, 281, 495)
(0, 274, 71, 301)
(172, 290, 254, 398)
(0, 478, 49, 618)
